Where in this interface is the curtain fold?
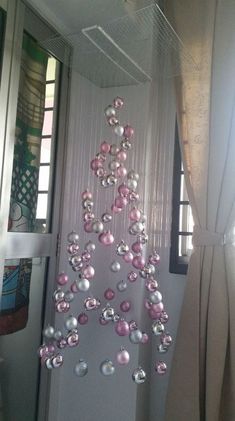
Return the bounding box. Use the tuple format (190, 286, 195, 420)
(165, 1, 235, 420)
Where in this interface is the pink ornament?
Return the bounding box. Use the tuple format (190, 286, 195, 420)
(155, 361, 167, 375)
(84, 221, 93, 233)
(145, 279, 158, 292)
(152, 302, 164, 313)
(160, 311, 169, 324)
(149, 253, 160, 265)
(148, 307, 161, 320)
(57, 338, 67, 349)
(104, 288, 115, 300)
(90, 158, 102, 171)
(123, 251, 134, 263)
(129, 208, 141, 221)
(83, 212, 95, 222)
(116, 150, 127, 161)
(81, 252, 91, 262)
(67, 243, 80, 255)
(100, 141, 110, 154)
(123, 125, 134, 139)
(84, 297, 100, 311)
(78, 313, 88, 325)
(82, 265, 95, 279)
(57, 272, 69, 286)
(116, 166, 127, 178)
(118, 184, 130, 197)
(38, 345, 49, 358)
(115, 319, 130, 336)
(129, 320, 138, 331)
(47, 344, 55, 353)
(82, 190, 92, 200)
(131, 241, 143, 254)
(120, 300, 131, 312)
(111, 204, 122, 214)
(115, 196, 128, 209)
(132, 255, 145, 270)
(67, 331, 79, 347)
(141, 333, 149, 344)
(55, 300, 70, 313)
(116, 348, 130, 365)
(71, 282, 79, 293)
(113, 96, 124, 109)
(127, 271, 138, 282)
(99, 316, 109, 326)
(98, 231, 115, 245)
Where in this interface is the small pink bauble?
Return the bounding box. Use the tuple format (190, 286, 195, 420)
(116, 166, 127, 178)
(132, 255, 145, 270)
(118, 184, 130, 197)
(84, 221, 93, 233)
(115, 320, 130, 336)
(123, 125, 134, 139)
(149, 253, 160, 265)
(131, 241, 143, 254)
(55, 300, 70, 313)
(129, 320, 138, 331)
(116, 150, 127, 161)
(99, 316, 109, 326)
(82, 265, 95, 279)
(120, 300, 131, 312)
(111, 204, 122, 214)
(71, 282, 79, 293)
(78, 312, 88, 325)
(155, 361, 167, 375)
(67, 243, 80, 255)
(57, 272, 69, 286)
(116, 348, 130, 365)
(100, 141, 110, 154)
(127, 271, 138, 282)
(104, 288, 115, 300)
(90, 158, 102, 171)
(152, 302, 164, 313)
(129, 208, 141, 221)
(123, 252, 134, 263)
(81, 190, 92, 200)
(113, 96, 124, 109)
(67, 332, 79, 347)
(141, 333, 149, 344)
(83, 212, 95, 222)
(47, 344, 55, 353)
(145, 279, 158, 292)
(160, 311, 169, 324)
(115, 196, 128, 209)
(148, 307, 161, 320)
(98, 231, 115, 246)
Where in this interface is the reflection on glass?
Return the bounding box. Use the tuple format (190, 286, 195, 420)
(42, 110, 53, 136)
(40, 138, 51, 164)
(179, 235, 193, 257)
(0, 8, 6, 80)
(38, 165, 50, 191)
(0, 257, 47, 421)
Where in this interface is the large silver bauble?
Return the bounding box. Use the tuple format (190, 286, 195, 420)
(130, 221, 144, 234)
(127, 170, 139, 181)
(149, 291, 162, 304)
(102, 305, 115, 321)
(107, 174, 117, 186)
(65, 315, 78, 331)
(43, 325, 55, 339)
(126, 178, 138, 191)
(85, 241, 96, 253)
(76, 278, 90, 292)
(152, 321, 165, 336)
(116, 241, 129, 256)
(67, 231, 79, 243)
(110, 261, 121, 272)
(114, 125, 124, 137)
(100, 360, 115, 376)
(74, 359, 88, 377)
(92, 220, 104, 234)
(101, 213, 112, 223)
(117, 280, 127, 292)
(132, 367, 146, 384)
(129, 329, 143, 344)
(105, 105, 116, 117)
(53, 289, 65, 302)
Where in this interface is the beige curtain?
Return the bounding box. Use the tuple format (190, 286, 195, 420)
(165, 1, 235, 420)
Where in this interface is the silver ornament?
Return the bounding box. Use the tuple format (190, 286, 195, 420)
(110, 261, 121, 272)
(51, 354, 63, 368)
(138, 233, 148, 244)
(43, 325, 55, 339)
(53, 289, 65, 302)
(109, 160, 120, 171)
(132, 367, 146, 384)
(100, 360, 115, 376)
(139, 269, 148, 279)
(117, 280, 127, 292)
(67, 231, 79, 243)
(45, 358, 53, 370)
(105, 105, 116, 117)
(116, 240, 129, 256)
(145, 264, 156, 276)
(152, 321, 165, 336)
(100, 177, 109, 188)
(130, 221, 144, 234)
(65, 315, 78, 331)
(107, 174, 117, 186)
(102, 305, 115, 321)
(113, 313, 120, 322)
(64, 291, 74, 303)
(92, 220, 104, 234)
(101, 213, 112, 223)
(157, 344, 168, 354)
(83, 199, 94, 209)
(129, 329, 143, 344)
(127, 170, 139, 181)
(126, 179, 138, 191)
(110, 144, 119, 156)
(76, 278, 90, 292)
(70, 255, 82, 267)
(120, 139, 132, 150)
(54, 330, 62, 340)
(149, 291, 162, 304)
(74, 359, 88, 377)
(96, 152, 106, 161)
(114, 125, 124, 137)
(85, 241, 96, 253)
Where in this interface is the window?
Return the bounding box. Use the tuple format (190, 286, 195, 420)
(169, 122, 194, 274)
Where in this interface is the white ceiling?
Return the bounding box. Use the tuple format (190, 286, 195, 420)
(26, 0, 154, 35)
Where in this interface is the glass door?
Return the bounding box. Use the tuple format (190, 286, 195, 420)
(0, 2, 70, 420)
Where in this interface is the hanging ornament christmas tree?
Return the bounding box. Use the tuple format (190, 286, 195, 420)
(38, 97, 172, 383)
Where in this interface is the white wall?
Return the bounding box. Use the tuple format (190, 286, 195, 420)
(50, 71, 186, 421)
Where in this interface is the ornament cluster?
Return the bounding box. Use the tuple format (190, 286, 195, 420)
(38, 97, 172, 383)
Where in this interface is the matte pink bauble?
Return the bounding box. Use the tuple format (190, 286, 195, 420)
(82, 265, 95, 279)
(131, 241, 143, 254)
(118, 184, 130, 197)
(57, 272, 69, 286)
(132, 255, 145, 270)
(152, 302, 164, 313)
(123, 252, 134, 263)
(115, 196, 128, 209)
(98, 231, 115, 245)
(141, 333, 149, 344)
(90, 158, 102, 171)
(116, 166, 127, 178)
(78, 312, 88, 325)
(129, 208, 141, 221)
(120, 300, 131, 312)
(111, 204, 122, 214)
(115, 320, 130, 336)
(104, 288, 115, 300)
(116, 349, 130, 365)
(148, 307, 161, 320)
(123, 125, 134, 139)
(116, 150, 127, 161)
(100, 141, 110, 154)
(84, 222, 93, 233)
(81, 190, 92, 200)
